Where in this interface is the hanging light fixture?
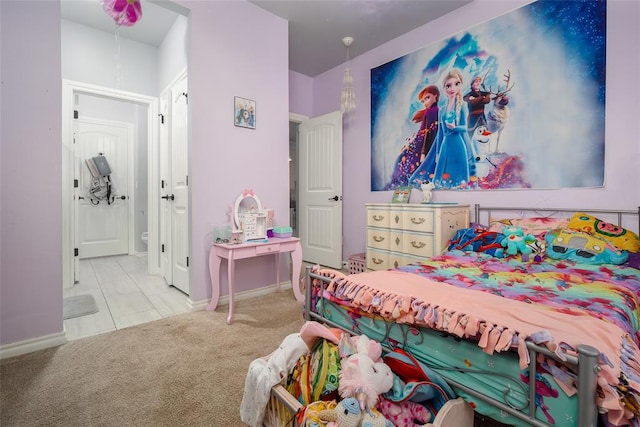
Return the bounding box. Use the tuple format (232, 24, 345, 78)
(340, 36, 356, 114)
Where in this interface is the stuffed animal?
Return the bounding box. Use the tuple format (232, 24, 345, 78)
(338, 335, 394, 411)
(317, 398, 393, 427)
(378, 397, 432, 427)
(420, 182, 435, 203)
(318, 398, 362, 427)
(501, 226, 536, 256)
(360, 408, 394, 427)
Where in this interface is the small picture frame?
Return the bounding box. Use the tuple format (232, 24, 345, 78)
(234, 96, 256, 129)
(391, 186, 411, 204)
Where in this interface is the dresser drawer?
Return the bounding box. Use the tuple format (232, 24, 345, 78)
(402, 209, 434, 233)
(389, 230, 404, 252)
(402, 232, 435, 257)
(367, 228, 390, 250)
(367, 208, 390, 228)
(440, 209, 471, 234)
(366, 248, 388, 271)
(388, 252, 404, 270)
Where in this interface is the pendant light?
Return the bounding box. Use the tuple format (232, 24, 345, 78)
(340, 36, 356, 114)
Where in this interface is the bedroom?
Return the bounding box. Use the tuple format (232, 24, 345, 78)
(0, 0, 638, 371)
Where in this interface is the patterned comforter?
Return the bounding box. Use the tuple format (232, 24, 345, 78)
(318, 250, 640, 425)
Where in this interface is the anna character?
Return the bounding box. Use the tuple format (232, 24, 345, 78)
(385, 85, 440, 190)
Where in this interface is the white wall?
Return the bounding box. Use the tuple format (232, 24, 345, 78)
(61, 20, 158, 97)
(158, 14, 189, 93)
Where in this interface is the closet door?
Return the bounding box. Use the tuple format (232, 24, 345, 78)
(170, 76, 190, 294)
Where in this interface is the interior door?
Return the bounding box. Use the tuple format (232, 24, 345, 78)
(76, 118, 131, 259)
(298, 111, 343, 269)
(159, 92, 172, 286)
(170, 76, 190, 294)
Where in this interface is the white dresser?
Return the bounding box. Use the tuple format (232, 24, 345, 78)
(365, 203, 469, 271)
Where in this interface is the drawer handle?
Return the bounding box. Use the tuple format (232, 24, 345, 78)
(395, 237, 400, 245)
(372, 258, 384, 264)
(411, 217, 425, 224)
(393, 260, 399, 268)
(394, 215, 400, 224)
(372, 215, 385, 221)
(373, 236, 385, 242)
(411, 241, 426, 249)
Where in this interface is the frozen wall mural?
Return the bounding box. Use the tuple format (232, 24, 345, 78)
(371, 0, 606, 191)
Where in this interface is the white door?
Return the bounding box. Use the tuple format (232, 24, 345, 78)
(298, 111, 343, 269)
(76, 119, 131, 259)
(170, 76, 190, 294)
(159, 92, 172, 286)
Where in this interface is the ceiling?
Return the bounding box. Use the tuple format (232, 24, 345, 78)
(60, 0, 471, 77)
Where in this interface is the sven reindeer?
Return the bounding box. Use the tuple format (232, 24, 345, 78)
(483, 70, 515, 153)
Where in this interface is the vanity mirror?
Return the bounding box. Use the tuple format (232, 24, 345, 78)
(233, 190, 267, 241)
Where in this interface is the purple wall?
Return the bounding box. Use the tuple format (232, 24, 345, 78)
(0, 0, 289, 347)
(289, 71, 313, 118)
(0, 1, 63, 345)
(308, 0, 640, 259)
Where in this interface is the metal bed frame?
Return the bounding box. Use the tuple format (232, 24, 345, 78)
(303, 204, 640, 427)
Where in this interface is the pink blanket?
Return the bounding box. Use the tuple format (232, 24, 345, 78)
(318, 268, 640, 425)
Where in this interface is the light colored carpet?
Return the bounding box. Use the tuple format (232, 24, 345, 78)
(63, 294, 99, 319)
(1, 290, 305, 427)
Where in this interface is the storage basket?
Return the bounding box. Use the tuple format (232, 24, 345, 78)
(262, 384, 303, 427)
(348, 253, 366, 274)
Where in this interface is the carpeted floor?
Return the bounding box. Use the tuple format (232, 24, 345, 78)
(1, 290, 305, 427)
(1, 289, 513, 427)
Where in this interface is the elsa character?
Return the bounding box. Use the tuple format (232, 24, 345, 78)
(411, 69, 477, 189)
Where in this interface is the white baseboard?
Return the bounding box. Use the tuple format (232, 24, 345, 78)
(0, 331, 67, 360)
(187, 281, 293, 312)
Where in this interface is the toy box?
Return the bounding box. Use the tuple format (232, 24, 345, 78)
(273, 226, 293, 238)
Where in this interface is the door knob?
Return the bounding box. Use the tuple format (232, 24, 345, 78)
(161, 194, 175, 201)
(328, 195, 339, 201)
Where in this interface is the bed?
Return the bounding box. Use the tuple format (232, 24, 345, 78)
(303, 204, 640, 427)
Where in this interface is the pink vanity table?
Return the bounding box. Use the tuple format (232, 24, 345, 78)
(206, 236, 303, 324)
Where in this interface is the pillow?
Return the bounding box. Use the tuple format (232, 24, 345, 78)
(489, 217, 569, 238)
(544, 229, 629, 265)
(625, 251, 640, 269)
(447, 226, 505, 258)
(567, 212, 640, 253)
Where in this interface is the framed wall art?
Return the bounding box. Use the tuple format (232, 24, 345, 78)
(391, 186, 411, 204)
(370, 0, 606, 192)
(234, 96, 256, 129)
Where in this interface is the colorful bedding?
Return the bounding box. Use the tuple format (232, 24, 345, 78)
(316, 251, 640, 426)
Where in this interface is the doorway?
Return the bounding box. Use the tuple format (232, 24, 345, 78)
(61, 1, 190, 297)
(62, 81, 159, 288)
(289, 111, 344, 269)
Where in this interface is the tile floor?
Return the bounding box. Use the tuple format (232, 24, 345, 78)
(63, 254, 190, 341)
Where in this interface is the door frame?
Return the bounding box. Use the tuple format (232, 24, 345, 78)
(62, 79, 159, 288)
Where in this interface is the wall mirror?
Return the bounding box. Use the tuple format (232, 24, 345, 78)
(233, 191, 267, 240)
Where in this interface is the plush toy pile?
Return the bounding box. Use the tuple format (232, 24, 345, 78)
(449, 211, 640, 266)
(243, 321, 459, 427)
